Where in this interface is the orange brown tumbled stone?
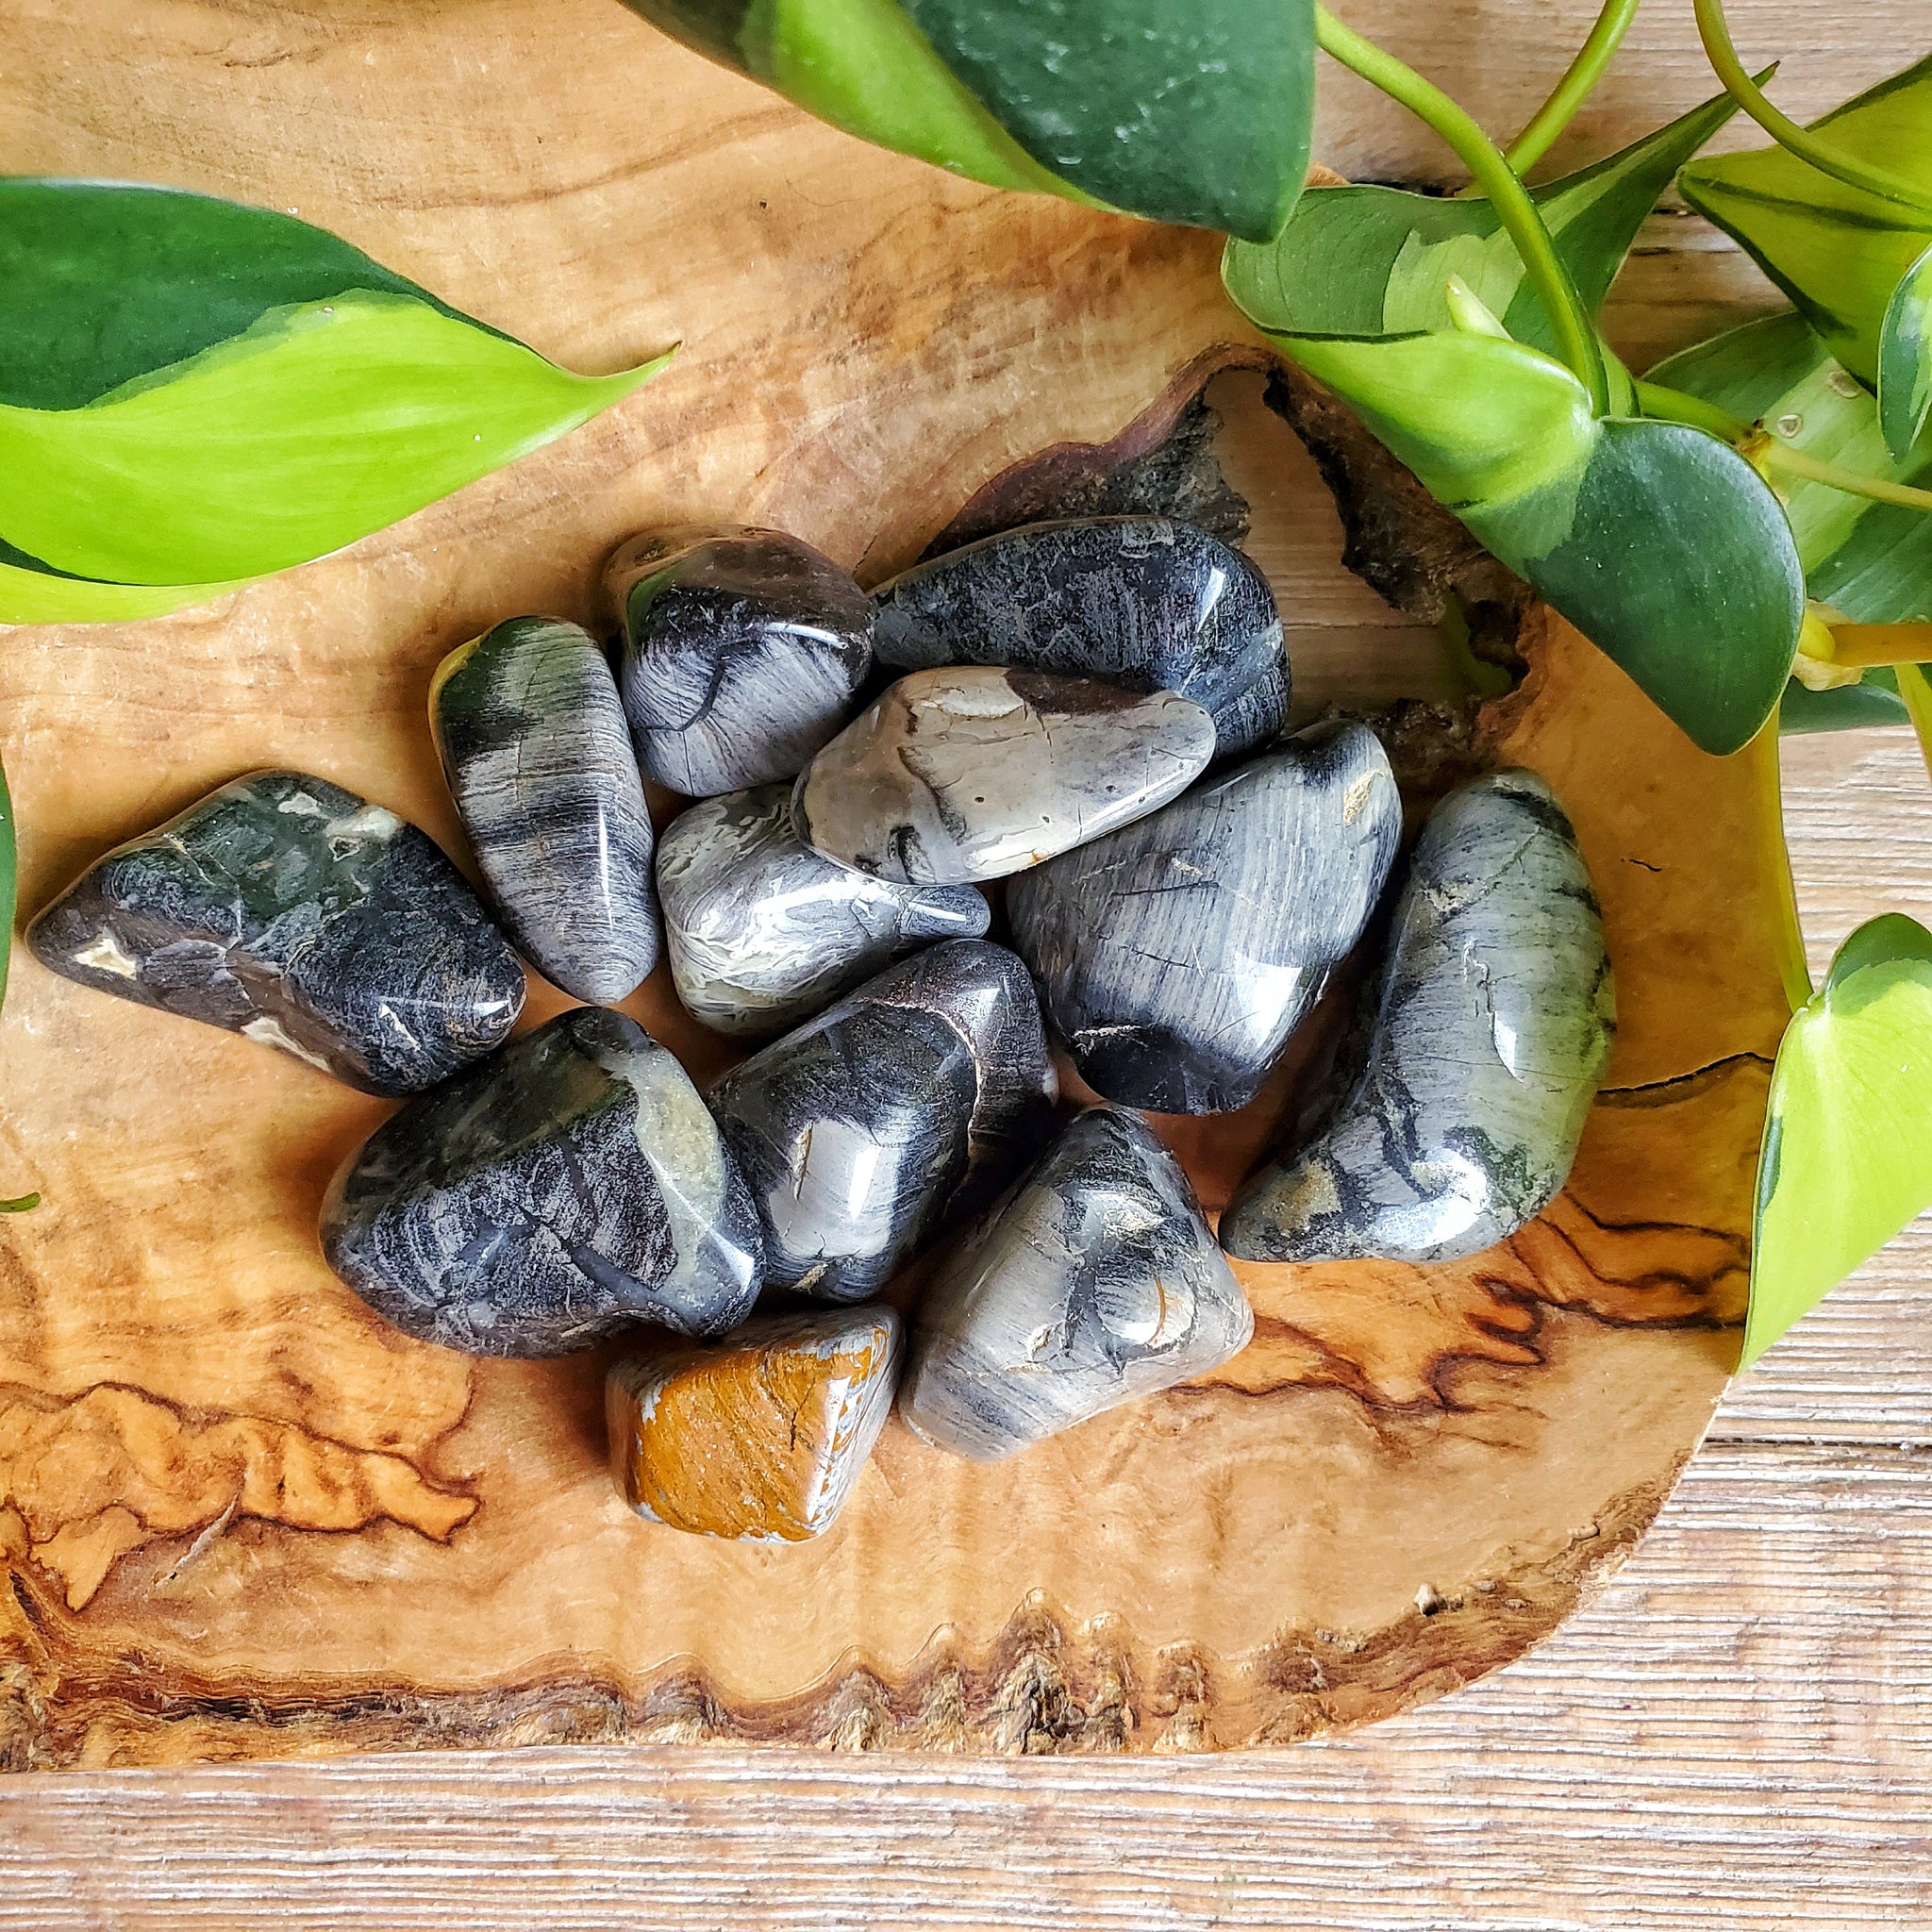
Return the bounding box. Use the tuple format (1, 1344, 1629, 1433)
(606, 1306, 902, 1541)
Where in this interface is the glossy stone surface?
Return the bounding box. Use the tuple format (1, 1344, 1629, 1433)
(1008, 723, 1401, 1114)
(708, 939, 1057, 1302)
(322, 1007, 762, 1356)
(793, 667, 1215, 887)
(606, 1305, 902, 1542)
(872, 516, 1289, 758)
(605, 525, 874, 795)
(27, 771, 524, 1096)
(657, 784, 990, 1039)
(1220, 771, 1616, 1267)
(431, 616, 659, 1004)
(900, 1106, 1254, 1462)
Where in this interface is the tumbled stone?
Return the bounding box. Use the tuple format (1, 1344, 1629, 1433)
(900, 1106, 1254, 1462)
(872, 516, 1289, 757)
(27, 771, 524, 1096)
(793, 667, 1215, 886)
(607, 1305, 902, 1541)
(1220, 771, 1616, 1266)
(431, 615, 659, 1004)
(708, 939, 1057, 1302)
(322, 1007, 762, 1356)
(605, 525, 874, 795)
(657, 783, 990, 1039)
(1008, 722, 1401, 1114)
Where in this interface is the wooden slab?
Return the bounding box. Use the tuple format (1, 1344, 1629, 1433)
(0, 0, 1813, 1766)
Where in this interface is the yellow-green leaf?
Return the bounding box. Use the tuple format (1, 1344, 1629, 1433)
(1879, 242, 1932, 462)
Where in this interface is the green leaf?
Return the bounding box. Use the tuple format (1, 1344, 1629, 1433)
(1679, 55, 1932, 390)
(625, 0, 1313, 239)
(1651, 310, 1932, 623)
(0, 180, 670, 625)
(0, 1197, 39, 1215)
(1778, 664, 1909, 734)
(1747, 912, 1932, 1367)
(1224, 83, 1745, 360)
(1879, 242, 1932, 461)
(1279, 329, 1804, 755)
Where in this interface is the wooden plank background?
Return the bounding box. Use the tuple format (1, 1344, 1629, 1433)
(4, 0, 1932, 1922)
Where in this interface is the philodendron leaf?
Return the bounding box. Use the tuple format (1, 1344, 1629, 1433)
(1224, 83, 1745, 361)
(625, 0, 1313, 240)
(1746, 913, 1932, 1367)
(1279, 329, 1804, 754)
(1679, 55, 1932, 391)
(1880, 242, 1932, 461)
(0, 179, 671, 625)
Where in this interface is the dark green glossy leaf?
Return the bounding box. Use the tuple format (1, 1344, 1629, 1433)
(1224, 83, 1743, 358)
(1778, 665, 1909, 733)
(1279, 329, 1803, 754)
(1679, 55, 1932, 390)
(1747, 912, 1932, 1366)
(1879, 242, 1932, 460)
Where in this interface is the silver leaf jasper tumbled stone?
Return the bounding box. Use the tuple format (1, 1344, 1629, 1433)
(792, 666, 1215, 886)
(1219, 770, 1616, 1267)
(656, 784, 990, 1039)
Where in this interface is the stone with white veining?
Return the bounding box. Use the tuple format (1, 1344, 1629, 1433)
(899, 1105, 1255, 1462)
(25, 770, 525, 1096)
(1220, 770, 1616, 1267)
(1007, 722, 1401, 1114)
(792, 666, 1215, 887)
(431, 616, 659, 1004)
(872, 515, 1289, 758)
(605, 525, 874, 795)
(322, 1006, 763, 1356)
(656, 783, 990, 1039)
(708, 939, 1058, 1303)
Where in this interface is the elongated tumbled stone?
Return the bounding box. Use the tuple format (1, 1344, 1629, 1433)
(657, 783, 990, 1039)
(900, 1106, 1254, 1461)
(872, 516, 1289, 757)
(430, 616, 659, 1004)
(322, 1007, 763, 1356)
(1008, 722, 1401, 1114)
(27, 771, 524, 1096)
(607, 1306, 902, 1541)
(1220, 771, 1616, 1266)
(605, 525, 874, 795)
(793, 667, 1215, 886)
(708, 939, 1057, 1302)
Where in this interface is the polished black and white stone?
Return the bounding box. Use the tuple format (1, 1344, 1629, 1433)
(27, 770, 525, 1096)
(656, 783, 990, 1038)
(872, 516, 1289, 758)
(1008, 723, 1400, 1113)
(792, 667, 1215, 886)
(321, 1006, 764, 1357)
(1219, 771, 1616, 1266)
(708, 939, 1058, 1302)
(431, 616, 659, 1004)
(605, 525, 874, 795)
(899, 1106, 1255, 1461)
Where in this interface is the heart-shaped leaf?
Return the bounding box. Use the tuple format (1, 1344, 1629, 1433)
(625, 0, 1313, 239)
(1679, 55, 1932, 391)
(1224, 83, 1744, 359)
(1747, 913, 1932, 1367)
(0, 180, 671, 625)
(1880, 242, 1932, 461)
(1278, 329, 1804, 754)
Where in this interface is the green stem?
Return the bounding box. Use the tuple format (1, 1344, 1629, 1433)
(0, 1195, 39, 1215)
(1693, 0, 1932, 218)
(1760, 443, 1932, 511)
(1634, 377, 1754, 441)
(1505, 0, 1643, 176)
(1313, 6, 1610, 413)
(1896, 664, 1932, 790)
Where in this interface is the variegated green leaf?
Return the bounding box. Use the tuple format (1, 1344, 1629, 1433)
(1679, 55, 1932, 391)
(1880, 242, 1932, 462)
(1747, 913, 1932, 1367)
(0, 180, 671, 625)
(625, 0, 1313, 240)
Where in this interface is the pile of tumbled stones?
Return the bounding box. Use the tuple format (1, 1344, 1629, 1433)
(28, 516, 1616, 1545)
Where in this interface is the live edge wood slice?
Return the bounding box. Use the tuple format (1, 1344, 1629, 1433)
(0, 31, 1797, 1768)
